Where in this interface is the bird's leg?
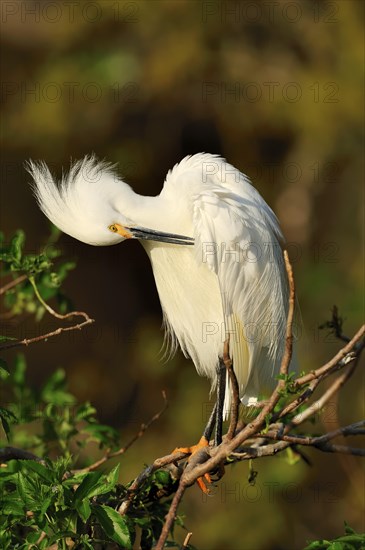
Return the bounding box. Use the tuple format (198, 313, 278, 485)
(202, 402, 217, 442)
(172, 403, 218, 494)
(171, 362, 226, 493)
(214, 358, 226, 446)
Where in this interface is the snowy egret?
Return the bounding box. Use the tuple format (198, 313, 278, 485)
(28, 153, 289, 448)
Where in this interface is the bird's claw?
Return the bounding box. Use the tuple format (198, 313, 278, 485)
(196, 472, 212, 493)
(173, 436, 212, 493)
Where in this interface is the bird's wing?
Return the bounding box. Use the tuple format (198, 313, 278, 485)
(192, 173, 288, 415)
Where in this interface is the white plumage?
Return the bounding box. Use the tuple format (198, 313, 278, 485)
(28, 153, 289, 417)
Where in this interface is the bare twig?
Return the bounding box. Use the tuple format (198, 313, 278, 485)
(76, 391, 168, 474)
(181, 532, 193, 550)
(320, 305, 351, 343)
(0, 276, 95, 350)
(294, 325, 364, 387)
(118, 449, 188, 516)
(260, 420, 365, 446)
(155, 483, 187, 550)
(29, 276, 89, 322)
(290, 357, 359, 429)
(0, 318, 94, 351)
(0, 274, 28, 295)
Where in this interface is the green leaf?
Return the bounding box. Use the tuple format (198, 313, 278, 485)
(10, 230, 25, 264)
(75, 498, 92, 522)
(16, 472, 38, 506)
(74, 466, 120, 504)
(344, 522, 355, 535)
(0, 358, 9, 378)
(105, 464, 121, 489)
(0, 335, 16, 342)
(40, 495, 53, 517)
(303, 542, 329, 550)
(153, 469, 171, 488)
(41, 368, 76, 405)
(0, 495, 26, 516)
(82, 423, 119, 447)
(73, 471, 104, 502)
(21, 460, 54, 483)
(92, 504, 132, 549)
(0, 407, 17, 439)
(12, 354, 26, 387)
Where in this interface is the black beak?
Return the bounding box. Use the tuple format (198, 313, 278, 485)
(127, 226, 194, 245)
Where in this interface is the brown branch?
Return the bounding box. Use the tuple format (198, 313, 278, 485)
(230, 439, 365, 459)
(271, 324, 364, 423)
(0, 274, 28, 295)
(320, 305, 351, 343)
(76, 391, 168, 474)
(118, 449, 188, 516)
(0, 317, 94, 350)
(128, 323, 363, 503)
(260, 420, 365, 446)
(181, 532, 193, 550)
(290, 357, 359, 429)
(307, 443, 365, 456)
(294, 324, 364, 387)
(155, 483, 187, 550)
(0, 275, 95, 350)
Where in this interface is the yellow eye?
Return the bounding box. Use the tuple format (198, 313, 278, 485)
(109, 224, 118, 233)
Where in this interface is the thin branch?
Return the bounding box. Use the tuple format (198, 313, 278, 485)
(308, 443, 365, 456)
(0, 318, 94, 351)
(319, 305, 351, 343)
(29, 276, 91, 323)
(155, 483, 187, 550)
(181, 532, 193, 550)
(118, 449, 188, 516)
(0, 274, 28, 295)
(260, 420, 365, 446)
(230, 439, 365, 459)
(123, 320, 363, 505)
(76, 391, 168, 474)
(290, 356, 359, 429)
(0, 276, 95, 350)
(294, 325, 365, 387)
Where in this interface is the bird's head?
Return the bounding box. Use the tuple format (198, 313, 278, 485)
(27, 157, 135, 246)
(27, 156, 194, 247)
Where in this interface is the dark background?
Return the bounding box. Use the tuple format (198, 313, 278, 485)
(1, 1, 364, 548)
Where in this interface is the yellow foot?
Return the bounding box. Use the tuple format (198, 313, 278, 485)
(173, 436, 212, 493)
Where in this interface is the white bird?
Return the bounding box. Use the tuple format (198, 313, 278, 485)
(28, 153, 289, 445)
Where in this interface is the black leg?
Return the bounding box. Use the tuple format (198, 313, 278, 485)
(214, 359, 226, 446)
(201, 359, 227, 446)
(202, 402, 217, 442)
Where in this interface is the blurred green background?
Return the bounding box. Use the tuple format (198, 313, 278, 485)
(1, 1, 364, 548)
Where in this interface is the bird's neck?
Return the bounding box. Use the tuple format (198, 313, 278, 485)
(121, 191, 187, 235)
